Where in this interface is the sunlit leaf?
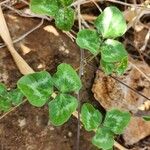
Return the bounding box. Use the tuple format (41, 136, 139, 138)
(55, 8, 74, 31)
(101, 39, 128, 63)
(81, 103, 102, 131)
(76, 29, 101, 55)
(92, 127, 114, 150)
(103, 109, 131, 134)
(17, 71, 53, 107)
(95, 6, 127, 38)
(53, 63, 82, 93)
(48, 94, 78, 126)
(143, 115, 150, 121)
(30, 0, 59, 17)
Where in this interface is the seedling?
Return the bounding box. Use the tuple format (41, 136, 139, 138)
(0, 63, 131, 150)
(30, 0, 75, 31)
(76, 6, 128, 75)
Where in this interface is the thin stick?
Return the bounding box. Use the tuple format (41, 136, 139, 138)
(0, 6, 34, 75)
(129, 61, 150, 82)
(0, 19, 44, 49)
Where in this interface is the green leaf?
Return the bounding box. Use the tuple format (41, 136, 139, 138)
(55, 8, 74, 31)
(53, 63, 82, 93)
(8, 89, 24, 105)
(100, 59, 116, 75)
(30, 0, 59, 17)
(0, 83, 11, 112)
(17, 71, 53, 107)
(60, 0, 73, 6)
(103, 109, 131, 134)
(92, 127, 114, 150)
(76, 29, 101, 55)
(48, 93, 78, 126)
(143, 115, 150, 121)
(81, 103, 102, 131)
(101, 57, 128, 75)
(0, 83, 7, 94)
(0, 98, 11, 112)
(101, 39, 128, 63)
(115, 56, 128, 75)
(95, 6, 127, 38)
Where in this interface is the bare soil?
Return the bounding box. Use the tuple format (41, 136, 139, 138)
(0, 2, 150, 150)
(0, 13, 99, 150)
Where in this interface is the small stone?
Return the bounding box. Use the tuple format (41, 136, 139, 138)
(50, 127, 55, 131)
(18, 118, 26, 128)
(68, 132, 72, 137)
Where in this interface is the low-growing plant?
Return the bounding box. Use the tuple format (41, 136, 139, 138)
(0, 63, 131, 150)
(0, 0, 133, 149)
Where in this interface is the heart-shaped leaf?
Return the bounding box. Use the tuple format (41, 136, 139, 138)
(17, 71, 53, 107)
(95, 6, 127, 38)
(55, 8, 74, 31)
(101, 39, 128, 63)
(92, 127, 114, 150)
(30, 0, 59, 17)
(53, 63, 82, 93)
(103, 109, 131, 134)
(81, 103, 102, 131)
(76, 29, 101, 55)
(0, 84, 23, 112)
(48, 93, 78, 126)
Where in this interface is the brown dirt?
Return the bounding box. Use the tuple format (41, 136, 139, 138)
(0, 13, 98, 150)
(0, 2, 150, 150)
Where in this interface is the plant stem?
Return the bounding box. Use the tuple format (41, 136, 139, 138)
(0, 6, 34, 75)
(0, 5, 128, 150)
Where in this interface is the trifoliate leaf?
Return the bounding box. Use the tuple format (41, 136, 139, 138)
(92, 127, 114, 150)
(17, 71, 53, 107)
(81, 103, 102, 131)
(55, 8, 74, 31)
(53, 63, 82, 93)
(101, 39, 128, 63)
(95, 6, 127, 38)
(103, 109, 131, 134)
(30, 0, 59, 17)
(76, 29, 101, 55)
(48, 94, 78, 126)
